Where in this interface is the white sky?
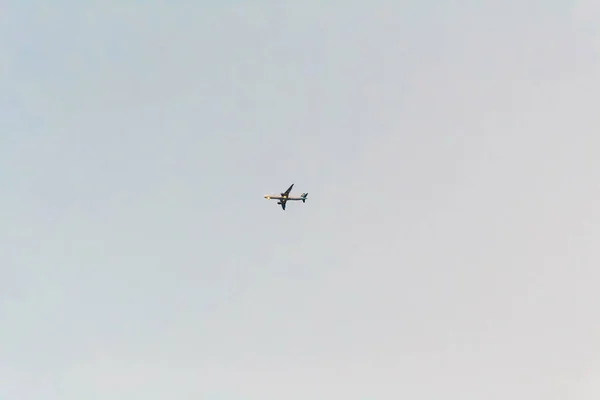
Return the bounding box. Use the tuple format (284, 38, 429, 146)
(1, 1, 600, 399)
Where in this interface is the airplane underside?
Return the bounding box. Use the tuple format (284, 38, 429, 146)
(264, 183, 307, 211)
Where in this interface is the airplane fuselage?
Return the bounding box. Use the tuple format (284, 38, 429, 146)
(263, 195, 304, 201)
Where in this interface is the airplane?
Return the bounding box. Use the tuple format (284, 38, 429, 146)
(264, 183, 308, 211)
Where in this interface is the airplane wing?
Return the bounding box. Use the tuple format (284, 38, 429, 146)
(282, 183, 294, 197)
(280, 200, 286, 211)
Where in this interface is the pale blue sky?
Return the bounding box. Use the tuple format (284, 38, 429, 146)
(2, 1, 600, 399)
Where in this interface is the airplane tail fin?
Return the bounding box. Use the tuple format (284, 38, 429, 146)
(301, 193, 308, 203)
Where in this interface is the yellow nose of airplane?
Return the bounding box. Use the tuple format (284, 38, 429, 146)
(264, 195, 270, 199)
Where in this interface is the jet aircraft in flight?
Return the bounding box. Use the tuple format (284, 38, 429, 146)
(264, 183, 307, 211)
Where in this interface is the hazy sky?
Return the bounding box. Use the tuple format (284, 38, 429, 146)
(2, 1, 599, 399)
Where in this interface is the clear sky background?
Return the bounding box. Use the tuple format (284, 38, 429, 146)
(1, 1, 600, 399)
